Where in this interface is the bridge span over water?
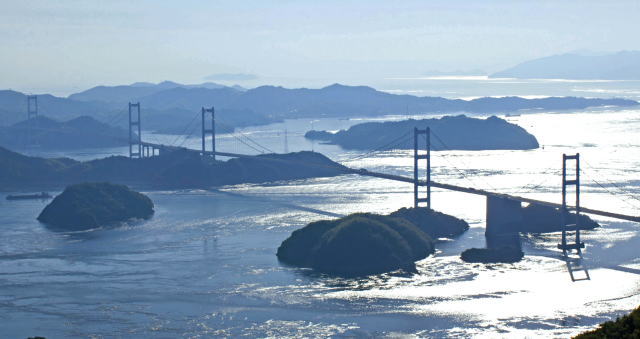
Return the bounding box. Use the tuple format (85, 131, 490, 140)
(125, 103, 639, 259)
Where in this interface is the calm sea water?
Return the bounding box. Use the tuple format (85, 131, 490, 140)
(2, 79, 640, 338)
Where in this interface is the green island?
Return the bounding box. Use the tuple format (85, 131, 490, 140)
(37, 182, 154, 231)
(277, 208, 469, 276)
(305, 115, 540, 151)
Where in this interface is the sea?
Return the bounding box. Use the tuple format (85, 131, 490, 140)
(1, 77, 640, 338)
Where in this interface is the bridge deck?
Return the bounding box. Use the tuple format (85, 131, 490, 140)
(349, 169, 640, 223)
(138, 144, 640, 223)
(141, 142, 250, 158)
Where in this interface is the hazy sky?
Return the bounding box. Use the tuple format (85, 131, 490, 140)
(2, 0, 639, 95)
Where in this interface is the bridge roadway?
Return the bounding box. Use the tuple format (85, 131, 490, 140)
(141, 142, 249, 159)
(349, 168, 640, 223)
(140, 143, 640, 223)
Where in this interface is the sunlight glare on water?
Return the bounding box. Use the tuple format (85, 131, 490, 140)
(0, 107, 639, 338)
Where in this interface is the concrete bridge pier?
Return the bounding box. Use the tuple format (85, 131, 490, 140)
(486, 196, 523, 249)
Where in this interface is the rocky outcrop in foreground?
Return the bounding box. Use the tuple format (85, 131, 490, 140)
(37, 182, 154, 231)
(277, 208, 469, 276)
(575, 305, 640, 338)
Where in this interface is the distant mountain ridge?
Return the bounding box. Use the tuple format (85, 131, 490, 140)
(0, 115, 128, 150)
(219, 84, 637, 118)
(0, 90, 110, 125)
(0, 83, 637, 138)
(57, 82, 640, 119)
(491, 51, 640, 80)
(68, 80, 242, 103)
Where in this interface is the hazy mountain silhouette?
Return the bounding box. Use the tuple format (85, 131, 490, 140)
(0, 87, 273, 135)
(69, 81, 232, 103)
(0, 90, 109, 125)
(138, 87, 242, 111)
(0, 115, 128, 150)
(0, 84, 637, 136)
(223, 84, 637, 118)
(491, 51, 640, 80)
(66, 83, 638, 120)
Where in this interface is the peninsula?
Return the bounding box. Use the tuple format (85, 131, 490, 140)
(0, 146, 348, 190)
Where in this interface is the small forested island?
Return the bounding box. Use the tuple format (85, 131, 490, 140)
(0, 146, 348, 190)
(575, 305, 640, 338)
(37, 182, 154, 231)
(277, 208, 469, 276)
(304, 115, 539, 150)
(0, 116, 128, 150)
(521, 203, 599, 233)
(460, 247, 524, 264)
(389, 207, 470, 238)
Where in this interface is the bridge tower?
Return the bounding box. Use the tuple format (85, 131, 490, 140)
(201, 106, 215, 160)
(558, 153, 585, 254)
(413, 127, 431, 208)
(27, 95, 38, 120)
(128, 102, 142, 158)
(284, 128, 289, 153)
(25, 95, 39, 149)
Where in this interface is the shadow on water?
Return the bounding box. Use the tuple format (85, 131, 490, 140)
(564, 252, 591, 282)
(530, 244, 640, 279)
(281, 261, 418, 290)
(38, 217, 151, 241)
(211, 189, 345, 218)
(521, 233, 593, 281)
(522, 221, 640, 279)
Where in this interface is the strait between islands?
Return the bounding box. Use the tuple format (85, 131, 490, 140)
(1, 115, 600, 272)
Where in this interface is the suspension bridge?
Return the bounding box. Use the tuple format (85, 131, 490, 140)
(23, 98, 640, 261)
